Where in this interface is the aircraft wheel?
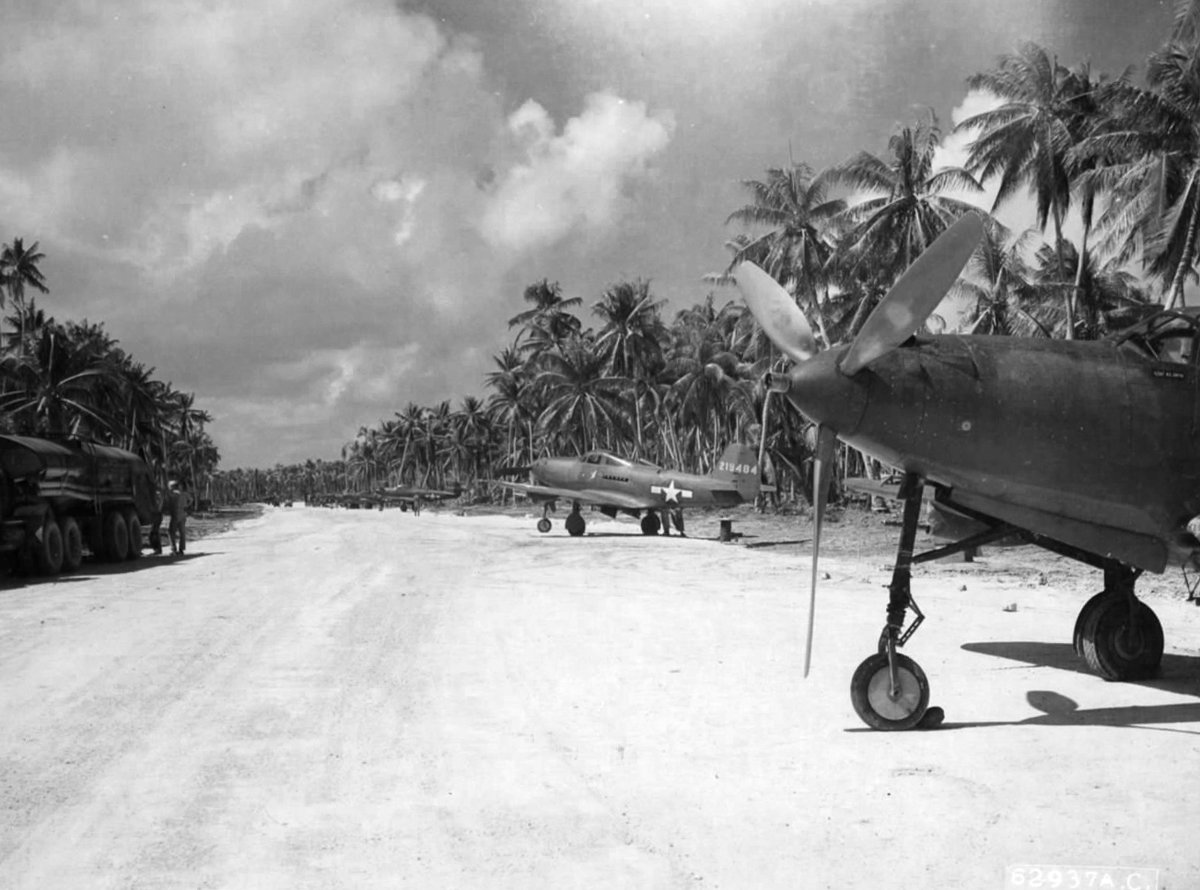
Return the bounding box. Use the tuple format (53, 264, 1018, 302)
(640, 513, 661, 535)
(536, 518, 552, 534)
(565, 513, 586, 536)
(1080, 593, 1163, 681)
(59, 517, 83, 571)
(850, 652, 930, 731)
(36, 517, 65, 575)
(102, 510, 130, 562)
(1073, 591, 1109, 656)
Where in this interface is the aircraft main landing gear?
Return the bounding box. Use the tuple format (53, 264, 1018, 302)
(849, 472, 940, 731)
(537, 502, 553, 533)
(565, 504, 586, 537)
(1072, 564, 1163, 680)
(640, 512, 661, 535)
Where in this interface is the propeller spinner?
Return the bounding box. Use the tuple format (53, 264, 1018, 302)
(734, 212, 984, 676)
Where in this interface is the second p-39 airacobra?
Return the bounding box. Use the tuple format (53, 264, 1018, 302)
(496, 444, 769, 537)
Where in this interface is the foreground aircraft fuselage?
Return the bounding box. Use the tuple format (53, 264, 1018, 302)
(735, 214, 1200, 730)
(790, 328, 1200, 574)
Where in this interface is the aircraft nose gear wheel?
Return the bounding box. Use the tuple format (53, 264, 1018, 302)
(1079, 592, 1163, 680)
(536, 518, 552, 534)
(640, 513, 661, 535)
(850, 652, 931, 731)
(565, 512, 586, 537)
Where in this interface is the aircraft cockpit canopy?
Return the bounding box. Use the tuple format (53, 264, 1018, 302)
(1112, 308, 1200, 365)
(581, 451, 632, 467)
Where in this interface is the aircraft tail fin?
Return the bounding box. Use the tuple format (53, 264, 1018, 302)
(710, 443, 763, 501)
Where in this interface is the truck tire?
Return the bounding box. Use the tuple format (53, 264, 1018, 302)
(36, 518, 65, 575)
(59, 516, 83, 571)
(102, 510, 130, 562)
(125, 510, 143, 560)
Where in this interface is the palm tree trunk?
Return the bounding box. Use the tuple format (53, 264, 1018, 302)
(1167, 178, 1200, 310)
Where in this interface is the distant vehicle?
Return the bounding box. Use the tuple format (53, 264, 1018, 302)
(496, 443, 769, 537)
(377, 482, 463, 511)
(0, 434, 157, 576)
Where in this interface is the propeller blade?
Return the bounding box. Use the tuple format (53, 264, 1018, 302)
(804, 423, 838, 678)
(838, 212, 984, 376)
(733, 262, 819, 364)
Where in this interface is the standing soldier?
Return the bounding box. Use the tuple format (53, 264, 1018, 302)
(166, 479, 194, 555)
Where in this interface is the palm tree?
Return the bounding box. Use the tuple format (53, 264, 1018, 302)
(534, 334, 629, 455)
(719, 163, 844, 347)
(1074, 21, 1200, 310)
(956, 43, 1099, 336)
(0, 319, 123, 436)
(827, 109, 985, 282)
(593, 279, 667, 457)
(508, 279, 582, 359)
(0, 238, 49, 353)
(948, 220, 1052, 336)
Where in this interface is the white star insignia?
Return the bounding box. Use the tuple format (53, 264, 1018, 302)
(651, 479, 693, 503)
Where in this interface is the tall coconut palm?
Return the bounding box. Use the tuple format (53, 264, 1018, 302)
(956, 43, 1100, 336)
(719, 163, 844, 347)
(0, 238, 49, 353)
(534, 334, 629, 456)
(827, 109, 985, 281)
(508, 279, 582, 360)
(948, 220, 1051, 336)
(1075, 20, 1200, 310)
(593, 279, 667, 457)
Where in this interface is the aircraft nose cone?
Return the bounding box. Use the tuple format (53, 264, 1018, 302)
(775, 349, 868, 433)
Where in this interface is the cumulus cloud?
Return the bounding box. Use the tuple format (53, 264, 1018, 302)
(0, 1, 675, 465)
(480, 92, 675, 252)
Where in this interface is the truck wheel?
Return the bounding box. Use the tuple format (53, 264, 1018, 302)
(124, 510, 143, 560)
(59, 517, 83, 571)
(36, 519, 65, 575)
(102, 511, 130, 562)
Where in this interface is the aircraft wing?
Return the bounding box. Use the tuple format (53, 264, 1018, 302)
(495, 481, 655, 511)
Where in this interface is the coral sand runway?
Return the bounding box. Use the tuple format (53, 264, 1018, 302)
(2, 506, 1197, 887)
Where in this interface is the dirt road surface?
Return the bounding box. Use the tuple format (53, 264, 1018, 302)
(2, 505, 1198, 888)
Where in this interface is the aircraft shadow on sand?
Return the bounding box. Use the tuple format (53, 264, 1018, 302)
(918, 642, 1200, 733)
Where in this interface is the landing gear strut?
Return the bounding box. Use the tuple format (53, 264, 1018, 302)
(849, 473, 940, 731)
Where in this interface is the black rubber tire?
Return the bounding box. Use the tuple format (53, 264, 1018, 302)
(850, 652, 930, 731)
(1073, 591, 1109, 657)
(640, 513, 661, 535)
(565, 512, 586, 537)
(1080, 593, 1163, 681)
(125, 510, 143, 560)
(59, 517, 83, 571)
(36, 518, 64, 575)
(102, 511, 130, 562)
(536, 518, 552, 534)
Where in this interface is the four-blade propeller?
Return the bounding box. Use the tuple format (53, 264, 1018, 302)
(734, 212, 984, 677)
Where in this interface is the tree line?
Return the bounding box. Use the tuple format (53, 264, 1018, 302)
(0, 237, 219, 496)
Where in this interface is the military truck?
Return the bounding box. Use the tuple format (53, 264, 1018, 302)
(0, 434, 158, 576)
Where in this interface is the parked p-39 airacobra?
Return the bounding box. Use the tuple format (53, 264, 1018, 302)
(735, 211, 1200, 731)
(496, 444, 768, 537)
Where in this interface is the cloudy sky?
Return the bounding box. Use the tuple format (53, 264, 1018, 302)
(0, 0, 1176, 467)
